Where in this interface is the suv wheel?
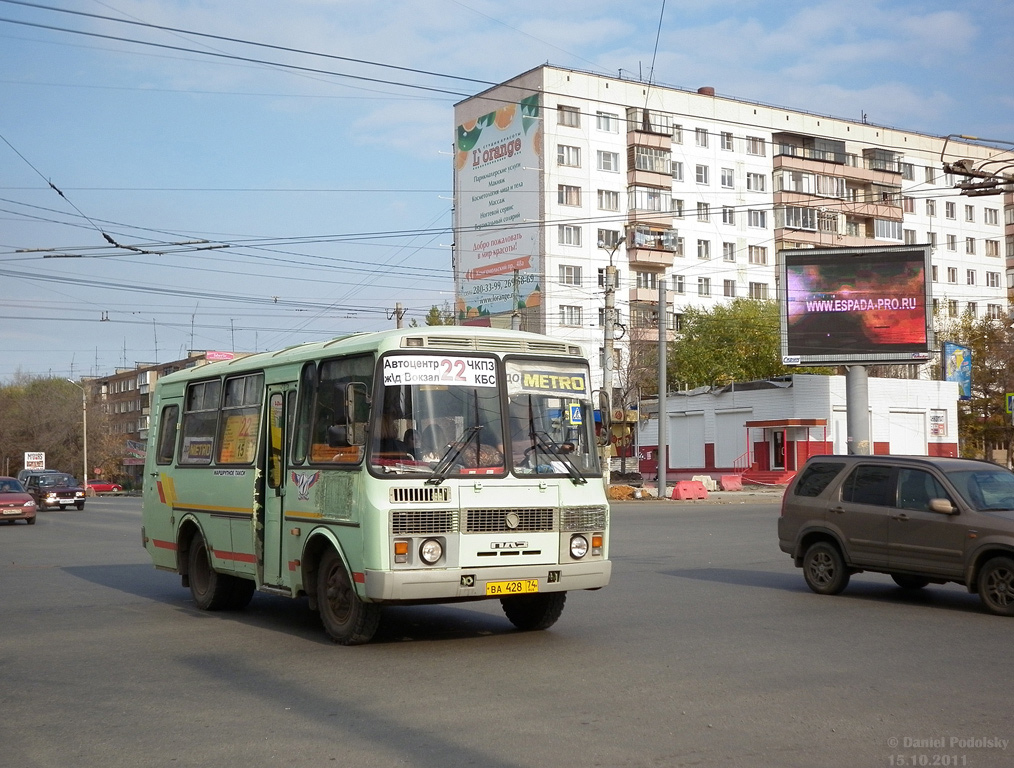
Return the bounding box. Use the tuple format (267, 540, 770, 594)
(977, 556, 1014, 616)
(802, 541, 850, 595)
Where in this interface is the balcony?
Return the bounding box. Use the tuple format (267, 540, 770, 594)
(629, 287, 675, 304)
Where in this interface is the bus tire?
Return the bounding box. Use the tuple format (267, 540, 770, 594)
(188, 531, 245, 611)
(226, 577, 256, 610)
(317, 548, 380, 645)
(500, 592, 566, 631)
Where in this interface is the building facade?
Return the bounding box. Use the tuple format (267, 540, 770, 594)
(453, 65, 1011, 394)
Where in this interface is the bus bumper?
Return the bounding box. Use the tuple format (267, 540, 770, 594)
(362, 560, 612, 602)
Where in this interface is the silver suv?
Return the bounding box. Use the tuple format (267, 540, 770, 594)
(778, 455, 1014, 615)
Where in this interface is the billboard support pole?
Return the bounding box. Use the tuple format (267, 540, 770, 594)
(846, 366, 871, 455)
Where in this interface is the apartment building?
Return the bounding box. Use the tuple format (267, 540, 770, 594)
(453, 65, 1010, 393)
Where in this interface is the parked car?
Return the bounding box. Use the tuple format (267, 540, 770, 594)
(24, 473, 86, 511)
(778, 454, 1014, 616)
(0, 477, 36, 524)
(85, 479, 123, 494)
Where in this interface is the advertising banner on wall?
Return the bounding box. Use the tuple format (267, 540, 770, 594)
(941, 341, 972, 400)
(453, 93, 541, 322)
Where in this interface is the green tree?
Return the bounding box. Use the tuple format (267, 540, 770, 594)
(936, 312, 1013, 461)
(410, 302, 456, 327)
(667, 299, 830, 388)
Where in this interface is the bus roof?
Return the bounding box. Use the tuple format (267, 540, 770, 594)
(156, 327, 587, 385)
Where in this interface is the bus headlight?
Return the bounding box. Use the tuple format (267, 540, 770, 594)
(569, 534, 589, 559)
(419, 538, 443, 565)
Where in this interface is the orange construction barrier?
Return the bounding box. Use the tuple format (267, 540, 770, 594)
(671, 480, 709, 500)
(719, 475, 743, 491)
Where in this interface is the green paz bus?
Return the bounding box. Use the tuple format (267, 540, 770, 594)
(141, 327, 611, 644)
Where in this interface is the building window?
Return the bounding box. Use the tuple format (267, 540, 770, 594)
(987, 304, 1003, 320)
(746, 136, 766, 156)
(673, 236, 685, 257)
(557, 144, 581, 167)
(672, 198, 684, 218)
(672, 161, 684, 182)
(596, 111, 618, 132)
(598, 267, 621, 287)
(948, 300, 959, 318)
(925, 166, 937, 184)
(558, 225, 582, 246)
(945, 201, 956, 219)
(985, 240, 1000, 258)
(695, 164, 710, 185)
(928, 232, 937, 248)
(947, 267, 957, 283)
(722, 206, 735, 225)
(698, 276, 711, 296)
(560, 265, 582, 286)
(901, 162, 915, 180)
(746, 172, 766, 192)
(874, 219, 903, 241)
(634, 146, 671, 174)
(931, 265, 938, 282)
(904, 229, 917, 245)
(985, 208, 999, 226)
(724, 279, 736, 297)
(695, 127, 709, 147)
(721, 131, 733, 150)
(672, 125, 683, 144)
(748, 245, 768, 265)
(636, 271, 659, 290)
(748, 209, 767, 228)
(723, 242, 736, 261)
(946, 234, 957, 251)
(967, 269, 976, 286)
(597, 189, 619, 211)
(720, 167, 734, 188)
(629, 185, 671, 212)
(902, 196, 915, 213)
(558, 184, 581, 206)
(560, 305, 582, 326)
(926, 199, 936, 217)
(557, 105, 580, 127)
(697, 239, 711, 260)
(596, 150, 618, 172)
(965, 237, 975, 255)
(749, 282, 769, 300)
(986, 271, 1001, 288)
(597, 228, 621, 248)
(965, 205, 975, 222)
(966, 302, 977, 319)
(673, 274, 685, 294)
(697, 202, 710, 222)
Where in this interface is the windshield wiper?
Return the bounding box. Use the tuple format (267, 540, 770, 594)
(426, 425, 483, 486)
(529, 429, 587, 485)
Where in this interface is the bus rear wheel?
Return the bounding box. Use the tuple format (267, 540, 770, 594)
(316, 548, 380, 645)
(500, 592, 566, 631)
(187, 531, 254, 611)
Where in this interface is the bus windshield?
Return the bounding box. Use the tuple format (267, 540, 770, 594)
(367, 354, 597, 481)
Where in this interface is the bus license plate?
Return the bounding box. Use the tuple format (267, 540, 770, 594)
(485, 579, 539, 596)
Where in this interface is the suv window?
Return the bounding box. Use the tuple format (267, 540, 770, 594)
(793, 462, 845, 497)
(897, 468, 950, 511)
(841, 465, 894, 506)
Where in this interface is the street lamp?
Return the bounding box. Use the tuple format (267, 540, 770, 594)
(67, 379, 88, 492)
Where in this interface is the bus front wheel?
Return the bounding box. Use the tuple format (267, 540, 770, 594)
(500, 592, 566, 631)
(316, 548, 380, 645)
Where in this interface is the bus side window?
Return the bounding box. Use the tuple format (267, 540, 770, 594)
(156, 405, 179, 465)
(311, 355, 373, 465)
(292, 362, 317, 465)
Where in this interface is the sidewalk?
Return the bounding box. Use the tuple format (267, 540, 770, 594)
(608, 482, 785, 504)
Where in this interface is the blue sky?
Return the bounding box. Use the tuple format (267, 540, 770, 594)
(1, 0, 1011, 380)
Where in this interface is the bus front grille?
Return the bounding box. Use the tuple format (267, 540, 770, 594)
(390, 486, 451, 504)
(391, 509, 458, 535)
(464, 508, 555, 533)
(561, 505, 608, 531)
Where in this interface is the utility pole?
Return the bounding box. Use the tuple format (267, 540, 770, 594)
(67, 379, 88, 493)
(657, 279, 667, 500)
(599, 238, 623, 485)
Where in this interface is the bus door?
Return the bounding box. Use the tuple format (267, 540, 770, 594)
(263, 386, 295, 587)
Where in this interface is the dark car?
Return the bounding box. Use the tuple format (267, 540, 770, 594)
(24, 472, 86, 511)
(0, 477, 37, 524)
(778, 455, 1014, 616)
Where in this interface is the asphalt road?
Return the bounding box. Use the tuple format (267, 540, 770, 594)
(2, 495, 1011, 768)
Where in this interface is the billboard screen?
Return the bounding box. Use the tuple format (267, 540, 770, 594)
(780, 245, 932, 365)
